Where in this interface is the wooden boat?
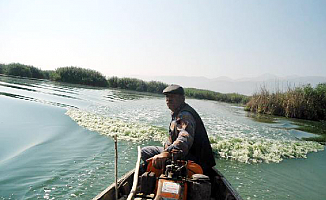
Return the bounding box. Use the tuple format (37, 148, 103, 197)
(93, 167, 243, 200)
(93, 147, 243, 200)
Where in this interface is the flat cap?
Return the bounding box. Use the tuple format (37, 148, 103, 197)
(163, 84, 184, 95)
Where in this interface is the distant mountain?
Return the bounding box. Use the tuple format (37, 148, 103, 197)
(236, 73, 279, 82)
(131, 74, 326, 96)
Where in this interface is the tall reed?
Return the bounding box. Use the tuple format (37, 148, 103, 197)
(245, 84, 326, 121)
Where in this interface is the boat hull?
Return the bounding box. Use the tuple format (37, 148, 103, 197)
(93, 167, 242, 200)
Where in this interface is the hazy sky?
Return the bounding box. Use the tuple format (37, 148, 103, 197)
(1, 0, 325, 79)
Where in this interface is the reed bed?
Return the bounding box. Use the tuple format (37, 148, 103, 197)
(245, 84, 326, 121)
(107, 76, 168, 94)
(0, 63, 253, 105)
(185, 88, 250, 104)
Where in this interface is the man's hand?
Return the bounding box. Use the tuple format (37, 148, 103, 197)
(151, 152, 170, 169)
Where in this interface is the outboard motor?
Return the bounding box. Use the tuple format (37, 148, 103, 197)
(141, 152, 207, 200)
(154, 159, 188, 200)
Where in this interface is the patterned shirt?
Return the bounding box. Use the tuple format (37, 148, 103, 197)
(164, 104, 196, 158)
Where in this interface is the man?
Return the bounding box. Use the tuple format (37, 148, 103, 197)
(141, 84, 216, 174)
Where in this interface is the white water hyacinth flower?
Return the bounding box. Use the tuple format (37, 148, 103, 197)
(66, 108, 167, 143)
(66, 108, 324, 164)
(210, 137, 324, 163)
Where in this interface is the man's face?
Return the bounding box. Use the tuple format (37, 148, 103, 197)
(165, 94, 184, 112)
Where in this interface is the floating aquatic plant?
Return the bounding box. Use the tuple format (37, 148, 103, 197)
(66, 108, 324, 164)
(66, 108, 167, 143)
(210, 137, 324, 163)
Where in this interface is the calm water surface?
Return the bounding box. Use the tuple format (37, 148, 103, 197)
(0, 75, 325, 200)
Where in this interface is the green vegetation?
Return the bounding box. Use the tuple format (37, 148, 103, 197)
(0, 64, 5, 74)
(42, 70, 60, 80)
(0, 63, 251, 104)
(107, 77, 250, 103)
(107, 76, 168, 94)
(245, 84, 326, 121)
(0, 63, 107, 87)
(291, 119, 326, 143)
(185, 88, 250, 104)
(54, 67, 108, 87)
(0, 63, 45, 79)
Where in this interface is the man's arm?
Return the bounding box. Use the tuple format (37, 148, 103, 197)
(165, 111, 195, 158)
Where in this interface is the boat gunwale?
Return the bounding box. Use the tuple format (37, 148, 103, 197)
(212, 167, 243, 200)
(93, 169, 135, 200)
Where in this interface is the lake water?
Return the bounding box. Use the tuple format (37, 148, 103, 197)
(0, 75, 325, 200)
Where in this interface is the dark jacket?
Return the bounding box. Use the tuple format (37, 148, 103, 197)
(167, 103, 216, 172)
